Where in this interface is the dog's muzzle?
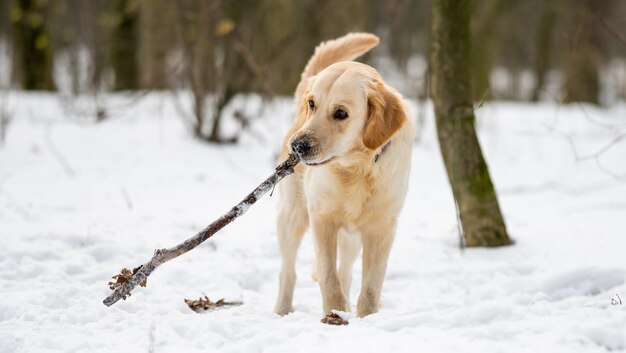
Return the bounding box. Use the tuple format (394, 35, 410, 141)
(290, 136, 314, 159)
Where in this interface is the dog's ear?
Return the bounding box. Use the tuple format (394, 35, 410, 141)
(363, 81, 406, 150)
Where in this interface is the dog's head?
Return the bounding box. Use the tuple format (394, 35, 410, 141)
(289, 62, 406, 166)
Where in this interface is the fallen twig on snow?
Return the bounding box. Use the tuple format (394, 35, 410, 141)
(108, 266, 147, 294)
(321, 312, 349, 326)
(184, 296, 243, 313)
(103, 153, 300, 307)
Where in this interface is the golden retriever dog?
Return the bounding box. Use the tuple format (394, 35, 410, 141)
(274, 33, 413, 319)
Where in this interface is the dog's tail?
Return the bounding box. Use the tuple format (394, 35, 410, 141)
(300, 32, 380, 80)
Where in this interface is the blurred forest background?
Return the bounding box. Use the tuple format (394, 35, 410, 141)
(1, 0, 625, 142)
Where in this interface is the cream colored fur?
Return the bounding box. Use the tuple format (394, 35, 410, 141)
(274, 33, 413, 318)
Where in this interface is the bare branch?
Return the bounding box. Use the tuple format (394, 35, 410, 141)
(544, 93, 626, 181)
(231, 36, 275, 98)
(576, 102, 626, 130)
(45, 124, 76, 177)
(545, 124, 626, 180)
(102, 153, 300, 306)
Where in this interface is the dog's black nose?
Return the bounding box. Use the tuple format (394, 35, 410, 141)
(291, 137, 312, 157)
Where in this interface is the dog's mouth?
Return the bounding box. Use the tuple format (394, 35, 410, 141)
(303, 156, 335, 166)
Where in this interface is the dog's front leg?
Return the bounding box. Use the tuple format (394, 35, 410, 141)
(274, 179, 309, 316)
(357, 221, 396, 317)
(312, 215, 348, 314)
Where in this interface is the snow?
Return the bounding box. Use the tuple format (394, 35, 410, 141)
(1, 93, 625, 353)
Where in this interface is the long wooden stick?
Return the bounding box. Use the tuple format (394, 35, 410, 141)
(103, 153, 300, 307)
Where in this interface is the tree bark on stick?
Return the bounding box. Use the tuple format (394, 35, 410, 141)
(430, 0, 512, 247)
(103, 154, 300, 307)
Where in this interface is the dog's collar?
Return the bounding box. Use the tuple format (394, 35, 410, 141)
(374, 141, 392, 163)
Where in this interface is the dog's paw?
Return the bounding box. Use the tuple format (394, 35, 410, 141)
(274, 304, 293, 316)
(320, 312, 349, 325)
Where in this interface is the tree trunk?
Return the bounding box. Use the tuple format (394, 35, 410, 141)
(470, 0, 502, 102)
(139, 0, 169, 89)
(11, 0, 55, 90)
(208, 86, 235, 143)
(531, 0, 556, 102)
(564, 1, 600, 105)
(430, 0, 512, 247)
(110, 0, 139, 91)
(185, 0, 214, 141)
(0, 1, 10, 44)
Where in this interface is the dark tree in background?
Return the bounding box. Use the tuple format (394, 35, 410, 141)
(564, 0, 601, 105)
(138, 0, 170, 89)
(11, 0, 55, 90)
(110, 0, 139, 91)
(531, 0, 556, 102)
(470, 0, 502, 102)
(430, 0, 512, 247)
(0, 1, 9, 42)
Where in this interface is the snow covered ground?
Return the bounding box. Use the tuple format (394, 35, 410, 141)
(1, 93, 625, 353)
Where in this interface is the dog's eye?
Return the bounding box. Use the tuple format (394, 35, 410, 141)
(308, 100, 315, 109)
(333, 109, 348, 120)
